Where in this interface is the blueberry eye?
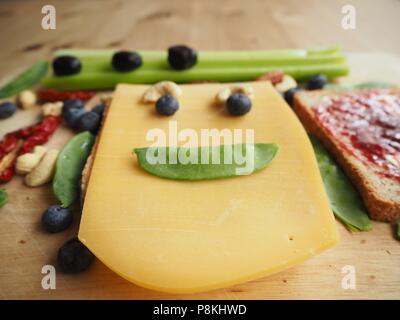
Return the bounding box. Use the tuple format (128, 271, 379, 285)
(155, 95, 179, 116)
(226, 93, 252, 116)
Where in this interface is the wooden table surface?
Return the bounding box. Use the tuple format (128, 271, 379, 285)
(0, 0, 399, 300)
(0, 0, 399, 79)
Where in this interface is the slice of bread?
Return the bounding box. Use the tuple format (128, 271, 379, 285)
(293, 89, 400, 222)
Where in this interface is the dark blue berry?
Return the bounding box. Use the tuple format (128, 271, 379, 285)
(226, 93, 252, 116)
(62, 99, 84, 115)
(155, 95, 179, 116)
(53, 55, 82, 76)
(41, 205, 73, 233)
(283, 87, 301, 107)
(0, 101, 17, 119)
(64, 107, 85, 129)
(307, 74, 328, 90)
(168, 45, 197, 70)
(77, 111, 101, 134)
(92, 103, 105, 116)
(57, 238, 94, 273)
(112, 51, 142, 72)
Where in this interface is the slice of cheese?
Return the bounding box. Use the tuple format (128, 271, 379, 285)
(79, 81, 339, 293)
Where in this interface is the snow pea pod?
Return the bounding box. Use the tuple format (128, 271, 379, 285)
(310, 136, 371, 231)
(0, 189, 8, 208)
(53, 131, 95, 208)
(0, 61, 48, 98)
(133, 143, 278, 181)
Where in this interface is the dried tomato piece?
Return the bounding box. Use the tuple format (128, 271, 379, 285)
(37, 88, 95, 102)
(0, 167, 14, 183)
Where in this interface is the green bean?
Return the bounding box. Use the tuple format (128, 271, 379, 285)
(53, 131, 95, 208)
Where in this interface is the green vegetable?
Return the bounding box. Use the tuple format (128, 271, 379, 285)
(0, 189, 8, 208)
(133, 143, 278, 181)
(55, 46, 342, 59)
(310, 136, 371, 231)
(42, 47, 349, 90)
(42, 64, 349, 91)
(397, 221, 400, 240)
(53, 131, 95, 207)
(0, 61, 48, 98)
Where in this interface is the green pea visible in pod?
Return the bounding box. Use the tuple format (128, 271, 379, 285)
(310, 136, 371, 231)
(53, 131, 95, 208)
(0, 189, 8, 208)
(133, 143, 278, 181)
(0, 61, 48, 99)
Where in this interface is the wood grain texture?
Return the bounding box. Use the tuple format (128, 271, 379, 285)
(0, 0, 399, 299)
(0, 0, 399, 79)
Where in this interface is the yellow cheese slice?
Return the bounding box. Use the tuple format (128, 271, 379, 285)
(79, 81, 338, 293)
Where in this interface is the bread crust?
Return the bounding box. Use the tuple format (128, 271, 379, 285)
(293, 90, 400, 222)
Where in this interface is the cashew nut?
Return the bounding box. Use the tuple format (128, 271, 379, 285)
(142, 81, 182, 103)
(215, 84, 254, 104)
(25, 149, 59, 187)
(274, 75, 298, 93)
(18, 90, 37, 109)
(42, 101, 63, 117)
(16, 146, 47, 175)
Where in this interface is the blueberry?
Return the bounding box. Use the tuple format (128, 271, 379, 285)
(77, 111, 101, 134)
(92, 103, 105, 116)
(112, 51, 142, 72)
(62, 98, 84, 115)
(283, 87, 301, 107)
(0, 101, 17, 119)
(41, 205, 73, 233)
(53, 55, 82, 76)
(307, 74, 328, 90)
(167, 45, 197, 70)
(226, 93, 252, 116)
(57, 238, 94, 273)
(64, 107, 85, 129)
(155, 95, 179, 116)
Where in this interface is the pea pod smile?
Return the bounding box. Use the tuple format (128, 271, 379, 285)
(133, 143, 278, 181)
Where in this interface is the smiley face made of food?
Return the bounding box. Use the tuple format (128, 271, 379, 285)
(78, 81, 338, 293)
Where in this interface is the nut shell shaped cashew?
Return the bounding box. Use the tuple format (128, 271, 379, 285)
(15, 146, 47, 174)
(18, 90, 38, 109)
(274, 75, 298, 92)
(142, 81, 182, 103)
(25, 149, 59, 187)
(215, 84, 254, 104)
(42, 102, 63, 116)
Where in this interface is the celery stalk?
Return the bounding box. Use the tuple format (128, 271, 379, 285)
(54, 46, 342, 59)
(45, 47, 348, 90)
(77, 53, 346, 73)
(42, 63, 349, 91)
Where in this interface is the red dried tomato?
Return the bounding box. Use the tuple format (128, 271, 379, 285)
(37, 88, 95, 102)
(0, 167, 14, 183)
(0, 116, 62, 183)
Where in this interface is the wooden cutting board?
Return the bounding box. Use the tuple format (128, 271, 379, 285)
(0, 53, 399, 300)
